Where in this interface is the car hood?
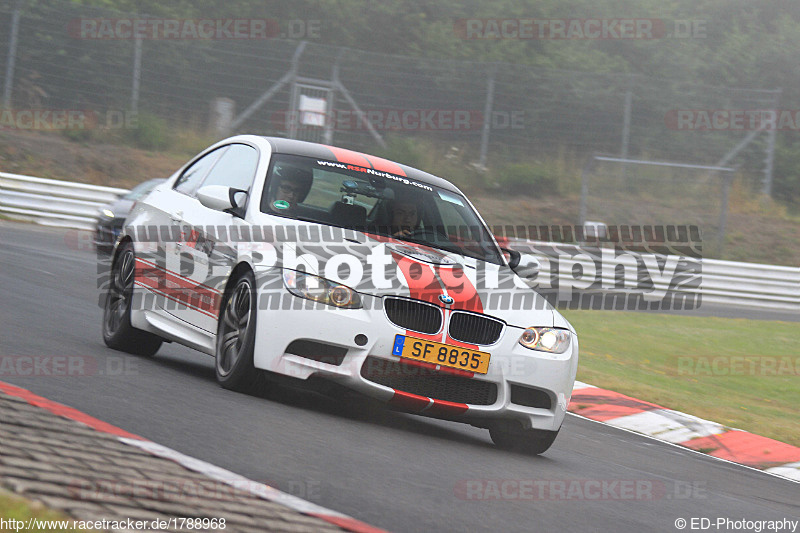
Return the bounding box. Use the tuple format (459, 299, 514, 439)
(100, 198, 135, 220)
(262, 222, 557, 328)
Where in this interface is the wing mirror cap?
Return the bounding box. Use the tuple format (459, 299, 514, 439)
(197, 185, 246, 212)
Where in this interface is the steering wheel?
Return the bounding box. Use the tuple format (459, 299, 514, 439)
(407, 226, 451, 244)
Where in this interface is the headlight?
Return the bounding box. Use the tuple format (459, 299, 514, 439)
(101, 208, 115, 218)
(282, 270, 362, 309)
(518, 327, 571, 353)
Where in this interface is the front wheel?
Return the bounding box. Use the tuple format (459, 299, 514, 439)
(489, 424, 560, 455)
(102, 242, 163, 356)
(215, 271, 263, 393)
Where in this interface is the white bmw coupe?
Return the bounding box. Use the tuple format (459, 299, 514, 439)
(102, 135, 578, 454)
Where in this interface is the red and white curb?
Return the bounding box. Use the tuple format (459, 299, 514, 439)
(2, 376, 798, 531)
(569, 381, 800, 482)
(0, 381, 386, 533)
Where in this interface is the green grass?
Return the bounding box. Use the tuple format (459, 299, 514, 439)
(0, 490, 85, 532)
(563, 310, 800, 447)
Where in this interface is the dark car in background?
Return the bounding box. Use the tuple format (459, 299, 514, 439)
(94, 179, 164, 255)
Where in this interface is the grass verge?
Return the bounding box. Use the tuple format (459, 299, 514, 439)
(563, 310, 800, 447)
(0, 490, 85, 532)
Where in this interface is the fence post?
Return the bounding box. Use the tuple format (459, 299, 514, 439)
(762, 88, 781, 196)
(2, 0, 23, 109)
(578, 154, 597, 228)
(718, 170, 734, 258)
(325, 50, 345, 146)
(131, 34, 142, 117)
(620, 77, 633, 181)
(477, 65, 496, 169)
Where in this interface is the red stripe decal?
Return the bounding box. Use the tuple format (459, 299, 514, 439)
(0, 381, 145, 440)
(135, 258, 220, 318)
(136, 258, 220, 295)
(434, 364, 474, 378)
(388, 390, 431, 412)
(439, 265, 483, 313)
(364, 155, 406, 176)
(393, 252, 443, 307)
(324, 145, 372, 168)
(135, 282, 219, 319)
(427, 399, 469, 416)
(396, 357, 438, 372)
(391, 356, 475, 379)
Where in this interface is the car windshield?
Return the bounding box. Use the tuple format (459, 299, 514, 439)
(124, 179, 161, 201)
(260, 154, 503, 265)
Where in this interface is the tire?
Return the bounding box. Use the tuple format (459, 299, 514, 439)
(489, 423, 560, 455)
(215, 270, 263, 393)
(102, 242, 163, 357)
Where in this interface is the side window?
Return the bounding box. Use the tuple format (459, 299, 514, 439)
(200, 144, 259, 192)
(174, 147, 226, 195)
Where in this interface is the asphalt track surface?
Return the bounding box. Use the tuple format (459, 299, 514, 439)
(1, 221, 797, 533)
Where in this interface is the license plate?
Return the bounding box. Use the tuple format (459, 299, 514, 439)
(392, 335, 490, 374)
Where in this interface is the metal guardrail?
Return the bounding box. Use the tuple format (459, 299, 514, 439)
(0, 172, 128, 231)
(506, 238, 800, 312)
(1, 173, 798, 312)
(699, 258, 800, 310)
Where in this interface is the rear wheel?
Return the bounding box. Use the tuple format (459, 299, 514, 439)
(215, 271, 264, 393)
(489, 423, 560, 455)
(102, 242, 162, 356)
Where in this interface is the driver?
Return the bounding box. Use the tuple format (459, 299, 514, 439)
(390, 200, 421, 237)
(268, 163, 313, 212)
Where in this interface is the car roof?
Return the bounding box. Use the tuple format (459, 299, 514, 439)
(260, 136, 463, 194)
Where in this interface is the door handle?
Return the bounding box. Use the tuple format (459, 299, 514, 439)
(170, 211, 183, 223)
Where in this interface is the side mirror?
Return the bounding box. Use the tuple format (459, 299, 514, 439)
(197, 185, 247, 215)
(501, 247, 521, 269)
(512, 253, 541, 281)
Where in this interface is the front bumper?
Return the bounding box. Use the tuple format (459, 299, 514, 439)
(95, 219, 123, 254)
(251, 283, 578, 432)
